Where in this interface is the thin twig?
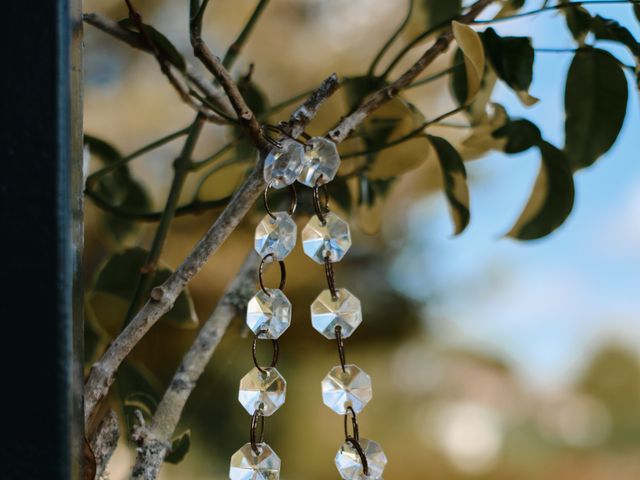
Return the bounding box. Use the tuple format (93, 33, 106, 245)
(83, 12, 235, 121)
(535, 47, 636, 71)
(130, 252, 259, 480)
(189, 1, 267, 150)
(328, 0, 494, 144)
(406, 63, 463, 90)
(341, 105, 467, 159)
(121, 118, 205, 328)
(367, 0, 414, 77)
(86, 126, 190, 186)
(222, 0, 271, 68)
(85, 188, 230, 221)
(83, 73, 340, 434)
(121, 0, 231, 123)
(472, 0, 640, 24)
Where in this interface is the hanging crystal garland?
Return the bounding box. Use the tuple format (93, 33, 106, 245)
(229, 141, 300, 480)
(300, 138, 388, 480)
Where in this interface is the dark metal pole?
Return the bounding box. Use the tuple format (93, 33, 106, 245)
(0, 1, 83, 478)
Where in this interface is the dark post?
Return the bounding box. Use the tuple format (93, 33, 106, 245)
(0, 1, 83, 479)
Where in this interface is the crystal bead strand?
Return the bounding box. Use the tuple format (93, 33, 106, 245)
(300, 138, 388, 479)
(229, 143, 301, 480)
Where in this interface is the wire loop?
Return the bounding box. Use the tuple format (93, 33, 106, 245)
(258, 254, 287, 295)
(252, 330, 279, 374)
(345, 437, 369, 476)
(335, 325, 347, 372)
(344, 406, 360, 442)
(263, 181, 297, 220)
(324, 254, 339, 300)
(312, 175, 330, 224)
(250, 408, 265, 456)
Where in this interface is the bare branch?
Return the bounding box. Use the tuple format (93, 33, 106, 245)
(131, 252, 259, 480)
(89, 409, 120, 479)
(328, 0, 494, 143)
(83, 12, 235, 122)
(190, 37, 266, 148)
(83, 73, 340, 433)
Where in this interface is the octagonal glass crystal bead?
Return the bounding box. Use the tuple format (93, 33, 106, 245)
(302, 212, 351, 264)
(298, 137, 341, 187)
(335, 438, 387, 480)
(311, 288, 362, 339)
(264, 139, 305, 189)
(321, 364, 372, 414)
(254, 212, 297, 261)
(238, 367, 286, 416)
(229, 442, 281, 480)
(246, 289, 291, 339)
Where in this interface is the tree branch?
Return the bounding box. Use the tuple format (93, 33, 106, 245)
(131, 252, 259, 480)
(83, 73, 340, 434)
(83, 12, 235, 121)
(89, 409, 120, 479)
(328, 0, 494, 144)
(189, 1, 268, 150)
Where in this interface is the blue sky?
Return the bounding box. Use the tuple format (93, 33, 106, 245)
(391, 3, 640, 391)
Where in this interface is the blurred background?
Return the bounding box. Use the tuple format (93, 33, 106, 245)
(83, 0, 640, 478)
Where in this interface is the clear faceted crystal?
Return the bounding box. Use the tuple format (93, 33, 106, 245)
(302, 212, 351, 264)
(321, 364, 372, 414)
(311, 288, 362, 339)
(298, 137, 341, 187)
(264, 139, 305, 189)
(229, 442, 281, 480)
(238, 367, 286, 416)
(246, 289, 291, 339)
(254, 212, 297, 261)
(335, 438, 387, 480)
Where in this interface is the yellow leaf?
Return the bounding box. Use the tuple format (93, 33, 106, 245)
(459, 103, 508, 159)
(367, 136, 435, 180)
(196, 160, 252, 202)
(507, 142, 575, 240)
(452, 21, 485, 103)
(516, 90, 540, 106)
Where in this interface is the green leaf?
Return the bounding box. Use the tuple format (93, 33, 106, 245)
(564, 48, 628, 170)
(195, 152, 252, 202)
(165, 430, 191, 464)
(460, 103, 508, 158)
(428, 135, 470, 235)
(451, 49, 469, 106)
(565, 6, 592, 45)
(356, 177, 393, 235)
(103, 179, 152, 243)
(481, 28, 538, 105)
(452, 21, 485, 103)
(492, 119, 542, 154)
(238, 81, 268, 117)
(329, 178, 352, 214)
(89, 248, 199, 331)
(84, 135, 124, 167)
(507, 142, 575, 240)
(344, 76, 430, 179)
(118, 19, 186, 72)
(233, 81, 268, 161)
(420, 0, 462, 29)
(85, 135, 151, 243)
(591, 15, 640, 58)
(117, 360, 162, 439)
(343, 76, 387, 113)
(123, 392, 158, 419)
